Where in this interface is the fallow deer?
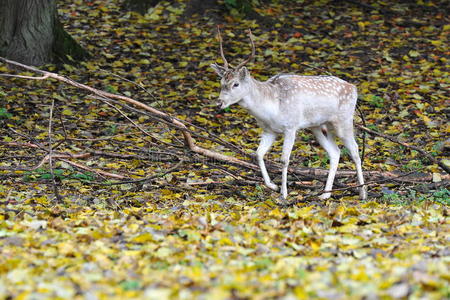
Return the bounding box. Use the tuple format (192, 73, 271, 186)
(211, 28, 367, 200)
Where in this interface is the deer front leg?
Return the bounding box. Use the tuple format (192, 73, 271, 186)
(257, 131, 278, 191)
(281, 130, 297, 199)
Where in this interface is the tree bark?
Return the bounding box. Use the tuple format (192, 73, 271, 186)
(0, 0, 88, 66)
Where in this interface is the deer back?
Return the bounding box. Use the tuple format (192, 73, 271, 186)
(253, 74, 358, 131)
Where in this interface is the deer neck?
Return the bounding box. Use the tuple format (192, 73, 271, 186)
(239, 77, 280, 124)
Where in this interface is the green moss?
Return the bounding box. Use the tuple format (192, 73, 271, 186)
(52, 19, 89, 64)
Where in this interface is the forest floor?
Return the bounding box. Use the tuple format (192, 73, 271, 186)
(0, 0, 449, 299)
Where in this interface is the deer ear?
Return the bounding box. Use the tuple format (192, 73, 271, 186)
(238, 66, 249, 80)
(211, 63, 226, 77)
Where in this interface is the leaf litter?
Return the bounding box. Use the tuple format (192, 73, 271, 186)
(0, 0, 449, 299)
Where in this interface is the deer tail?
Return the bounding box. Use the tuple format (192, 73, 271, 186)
(356, 100, 366, 166)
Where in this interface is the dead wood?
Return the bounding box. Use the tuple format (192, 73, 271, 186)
(0, 56, 448, 190)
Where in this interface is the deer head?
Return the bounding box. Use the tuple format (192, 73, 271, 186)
(211, 27, 255, 109)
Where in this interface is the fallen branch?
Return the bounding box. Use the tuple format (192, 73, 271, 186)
(0, 151, 90, 171)
(3, 119, 446, 184)
(1, 56, 447, 189)
(0, 56, 257, 170)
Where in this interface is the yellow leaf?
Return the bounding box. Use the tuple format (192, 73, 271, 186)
(144, 288, 171, 299)
(132, 232, 154, 243)
(409, 50, 420, 57)
(15, 292, 31, 300)
(58, 242, 76, 256)
(309, 240, 321, 251)
(112, 60, 124, 67)
(357, 21, 365, 30)
(269, 207, 285, 218)
(432, 173, 441, 182)
(62, 109, 73, 116)
(139, 59, 150, 65)
(430, 40, 442, 46)
(84, 61, 98, 71)
(155, 247, 172, 258)
(442, 159, 450, 168)
(296, 206, 314, 219)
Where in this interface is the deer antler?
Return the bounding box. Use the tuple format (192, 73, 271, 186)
(217, 26, 229, 70)
(235, 29, 255, 70)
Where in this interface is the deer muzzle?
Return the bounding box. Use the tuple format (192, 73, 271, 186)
(218, 99, 226, 109)
(217, 94, 227, 109)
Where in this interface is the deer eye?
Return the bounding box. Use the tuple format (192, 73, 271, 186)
(233, 82, 239, 88)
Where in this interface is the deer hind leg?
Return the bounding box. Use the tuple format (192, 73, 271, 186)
(257, 131, 278, 191)
(336, 122, 367, 200)
(280, 130, 297, 199)
(312, 125, 340, 200)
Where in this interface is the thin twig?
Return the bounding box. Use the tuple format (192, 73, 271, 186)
(87, 95, 185, 148)
(47, 99, 63, 203)
(4, 208, 36, 217)
(58, 110, 69, 141)
(90, 94, 154, 138)
(0, 141, 40, 149)
(357, 124, 450, 174)
(300, 62, 333, 76)
(7, 127, 47, 151)
(100, 159, 185, 185)
(59, 158, 127, 179)
(0, 73, 49, 80)
(99, 68, 159, 102)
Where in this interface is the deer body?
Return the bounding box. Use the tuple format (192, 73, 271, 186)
(211, 29, 367, 200)
(238, 75, 354, 132)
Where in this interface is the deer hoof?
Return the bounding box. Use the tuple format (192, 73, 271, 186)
(319, 192, 331, 200)
(266, 182, 279, 191)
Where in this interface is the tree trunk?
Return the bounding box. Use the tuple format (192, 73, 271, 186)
(0, 0, 88, 66)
